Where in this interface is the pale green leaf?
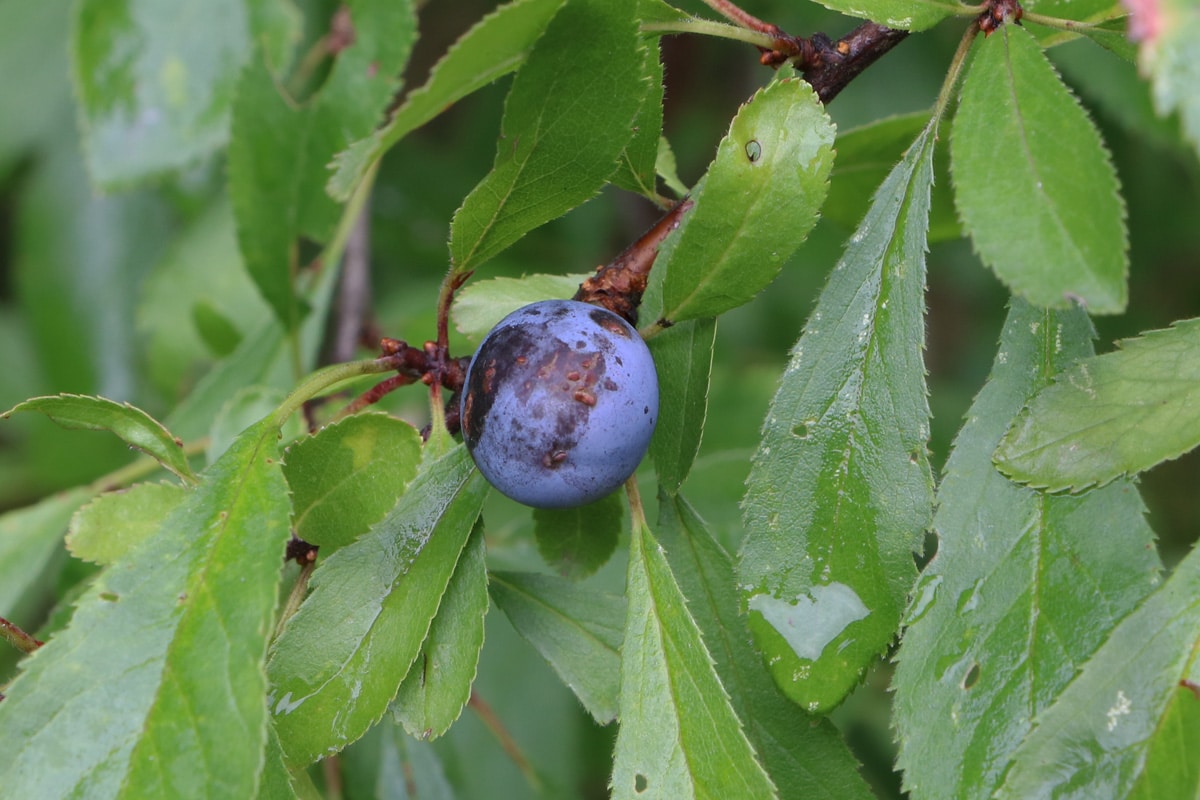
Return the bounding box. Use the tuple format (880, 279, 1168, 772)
(229, 0, 416, 326)
(283, 413, 423, 548)
(738, 122, 937, 712)
(3, 394, 195, 482)
(449, 0, 648, 275)
(644, 78, 834, 325)
(0, 417, 292, 799)
(451, 272, 589, 341)
(533, 494, 622, 580)
(894, 299, 1162, 799)
(489, 570, 624, 724)
(995, 540, 1200, 799)
(996, 317, 1200, 491)
(67, 482, 187, 566)
(327, 0, 565, 201)
(657, 493, 876, 800)
(810, 0, 969, 31)
(71, 0, 300, 187)
(268, 445, 489, 765)
(0, 490, 91, 618)
(952, 24, 1128, 313)
(611, 518, 777, 799)
(392, 521, 488, 740)
(1131, 0, 1200, 156)
(648, 318, 715, 495)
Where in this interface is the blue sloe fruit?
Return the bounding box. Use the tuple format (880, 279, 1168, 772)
(460, 299, 658, 509)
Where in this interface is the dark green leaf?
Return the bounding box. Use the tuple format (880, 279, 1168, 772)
(67, 482, 187, 566)
(489, 570, 624, 724)
(533, 494, 622, 580)
(657, 493, 876, 800)
(994, 539, 1200, 799)
(72, 0, 300, 187)
(268, 445, 489, 765)
(952, 24, 1128, 312)
(996, 317, 1200, 491)
(392, 521, 488, 740)
(644, 78, 834, 325)
(449, 0, 649, 275)
(283, 413, 423, 548)
(648, 318, 715, 495)
(739, 122, 937, 712)
(825, 112, 960, 242)
(229, 0, 416, 327)
(0, 417, 292, 798)
(611, 517, 777, 799)
(894, 300, 1161, 799)
(610, 42, 665, 202)
(327, 0, 566, 201)
(4, 394, 195, 482)
(810, 0, 968, 31)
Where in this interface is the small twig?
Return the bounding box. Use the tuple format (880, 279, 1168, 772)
(1, 616, 42, 654)
(799, 23, 911, 104)
(275, 557, 317, 638)
(469, 690, 543, 794)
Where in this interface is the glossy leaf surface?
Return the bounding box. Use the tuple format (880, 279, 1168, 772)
(611, 517, 777, 799)
(490, 570, 624, 723)
(644, 78, 834, 325)
(3, 394, 195, 482)
(894, 300, 1161, 799)
(996, 317, 1200, 491)
(268, 445, 488, 765)
(952, 24, 1127, 313)
(738, 123, 937, 712)
(451, 272, 589, 341)
(995, 540, 1200, 799)
(658, 493, 876, 800)
(449, 0, 648, 275)
(283, 413, 422, 548)
(0, 417, 291, 799)
(392, 522, 488, 740)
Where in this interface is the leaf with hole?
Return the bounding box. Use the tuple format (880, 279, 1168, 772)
(894, 300, 1161, 799)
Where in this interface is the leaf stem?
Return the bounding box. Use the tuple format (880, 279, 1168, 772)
(640, 18, 778, 50)
(275, 559, 317, 638)
(0, 615, 42, 654)
(271, 357, 403, 428)
(625, 474, 649, 533)
(468, 690, 543, 793)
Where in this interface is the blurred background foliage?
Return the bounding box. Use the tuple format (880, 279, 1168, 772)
(1, 0, 1197, 796)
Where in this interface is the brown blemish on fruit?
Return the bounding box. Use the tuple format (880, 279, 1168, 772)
(542, 450, 569, 468)
(573, 389, 596, 406)
(566, 371, 581, 381)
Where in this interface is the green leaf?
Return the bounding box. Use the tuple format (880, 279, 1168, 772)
(994, 540, 1200, 799)
(267, 444, 489, 765)
(392, 521, 488, 740)
(0, 417, 292, 799)
(3, 394, 196, 482)
(996, 317, 1200, 492)
(738, 122, 937, 713)
(451, 272, 590, 341)
(894, 299, 1162, 799)
(610, 42, 665, 201)
(71, 0, 300, 187)
(533, 494, 623, 580)
(448, 0, 649, 275)
(657, 493, 876, 800)
(229, 0, 417, 327)
(283, 413, 423, 548)
(648, 318, 715, 495)
(825, 112, 960, 243)
(611, 517, 778, 799)
(67, 482, 187, 566)
(0, 489, 91, 619)
(952, 24, 1128, 313)
(192, 301, 243, 357)
(327, 0, 566, 201)
(1138, 0, 1200, 158)
(809, 0, 968, 31)
(644, 78, 835, 325)
(489, 570, 624, 724)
